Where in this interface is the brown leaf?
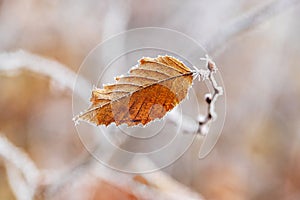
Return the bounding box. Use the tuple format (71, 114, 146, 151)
(75, 55, 194, 126)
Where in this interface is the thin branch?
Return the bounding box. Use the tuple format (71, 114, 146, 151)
(197, 55, 223, 135)
(0, 50, 91, 100)
(204, 0, 300, 53)
(0, 134, 40, 200)
(167, 108, 199, 133)
(4, 162, 33, 200)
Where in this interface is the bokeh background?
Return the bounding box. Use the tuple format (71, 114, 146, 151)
(1, 0, 300, 199)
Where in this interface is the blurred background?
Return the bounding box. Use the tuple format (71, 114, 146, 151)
(0, 0, 300, 199)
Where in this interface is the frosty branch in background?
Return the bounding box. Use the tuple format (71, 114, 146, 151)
(0, 50, 91, 100)
(0, 134, 40, 200)
(204, 0, 300, 53)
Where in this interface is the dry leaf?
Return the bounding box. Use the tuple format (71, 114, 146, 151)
(75, 55, 194, 126)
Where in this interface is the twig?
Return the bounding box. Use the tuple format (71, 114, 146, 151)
(204, 0, 300, 53)
(196, 55, 223, 135)
(0, 134, 40, 200)
(0, 50, 91, 100)
(4, 162, 33, 200)
(167, 108, 199, 133)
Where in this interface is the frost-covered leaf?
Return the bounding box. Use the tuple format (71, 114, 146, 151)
(74, 55, 194, 126)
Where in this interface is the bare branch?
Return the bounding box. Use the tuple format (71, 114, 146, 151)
(0, 50, 91, 100)
(0, 134, 40, 200)
(4, 162, 34, 200)
(167, 108, 199, 133)
(204, 0, 300, 53)
(196, 55, 223, 135)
